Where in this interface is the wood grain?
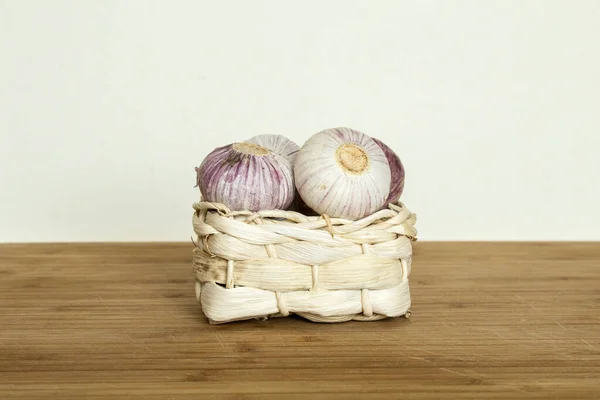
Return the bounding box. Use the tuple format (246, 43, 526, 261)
(1, 242, 599, 399)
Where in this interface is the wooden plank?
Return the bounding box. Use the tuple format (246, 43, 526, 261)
(1, 242, 599, 399)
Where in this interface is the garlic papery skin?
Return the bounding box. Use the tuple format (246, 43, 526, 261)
(246, 134, 300, 164)
(195, 142, 295, 211)
(294, 127, 391, 220)
(372, 137, 405, 207)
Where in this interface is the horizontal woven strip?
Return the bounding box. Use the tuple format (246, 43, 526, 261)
(193, 250, 407, 291)
(193, 212, 416, 246)
(198, 280, 411, 324)
(200, 234, 413, 265)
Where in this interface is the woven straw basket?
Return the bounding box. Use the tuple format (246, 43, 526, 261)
(192, 200, 417, 324)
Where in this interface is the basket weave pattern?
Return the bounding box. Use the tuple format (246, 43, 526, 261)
(192, 200, 417, 324)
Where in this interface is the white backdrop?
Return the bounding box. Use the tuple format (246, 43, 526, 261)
(1, 0, 599, 242)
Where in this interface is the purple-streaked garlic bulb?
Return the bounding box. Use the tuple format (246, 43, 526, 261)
(246, 134, 309, 213)
(195, 142, 294, 211)
(245, 134, 300, 164)
(294, 127, 391, 220)
(372, 137, 405, 207)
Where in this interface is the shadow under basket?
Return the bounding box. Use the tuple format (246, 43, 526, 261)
(192, 200, 417, 324)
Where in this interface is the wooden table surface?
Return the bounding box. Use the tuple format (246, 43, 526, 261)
(1, 242, 599, 399)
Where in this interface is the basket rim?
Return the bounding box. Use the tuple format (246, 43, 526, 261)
(193, 199, 417, 238)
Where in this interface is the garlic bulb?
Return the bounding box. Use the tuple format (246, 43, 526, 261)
(195, 142, 294, 211)
(246, 134, 306, 213)
(294, 127, 391, 220)
(246, 134, 300, 164)
(372, 137, 405, 207)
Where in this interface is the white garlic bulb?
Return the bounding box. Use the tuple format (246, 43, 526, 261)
(195, 142, 295, 211)
(294, 127, 391, 220)
(246, 134, 300, 164)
